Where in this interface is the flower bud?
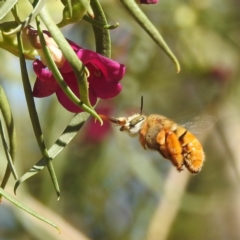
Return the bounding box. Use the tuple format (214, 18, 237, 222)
(24, 27, 66, 68)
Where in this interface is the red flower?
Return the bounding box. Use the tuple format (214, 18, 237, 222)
(33, 39, 125, 113)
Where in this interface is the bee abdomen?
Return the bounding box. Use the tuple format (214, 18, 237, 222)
(181, 133, 205, 174)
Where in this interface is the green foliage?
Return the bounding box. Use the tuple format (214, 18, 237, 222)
(0, 0, 240, 239)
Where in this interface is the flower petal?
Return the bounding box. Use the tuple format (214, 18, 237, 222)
(66, 38, 83, 52)
(32, 60, 59, 97)
(56, 72, 97, 113)
(90, 79, 122, 99)
(87, 65, 122, 99)
(77, 49, 126, 81)
(60, 60, 73, 74)
(59, 39, 83, 73)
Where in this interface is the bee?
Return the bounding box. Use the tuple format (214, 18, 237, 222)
(99, 98, 205, 174)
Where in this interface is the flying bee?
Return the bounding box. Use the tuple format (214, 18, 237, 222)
(99, 98, 205, 174)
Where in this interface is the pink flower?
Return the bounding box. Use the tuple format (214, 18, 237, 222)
(138, 0, 159, 4)
(33, 38, 125, 113)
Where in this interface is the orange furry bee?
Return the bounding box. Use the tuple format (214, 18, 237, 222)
(99, 99, 205, 174)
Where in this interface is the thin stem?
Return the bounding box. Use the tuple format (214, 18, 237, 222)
(90, 0, 111, 58)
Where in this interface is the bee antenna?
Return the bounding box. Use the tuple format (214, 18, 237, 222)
(140, 96, 144, 114)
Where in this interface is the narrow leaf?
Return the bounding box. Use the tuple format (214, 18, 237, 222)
(14, 112, 90, 193)
(4, 0, 47, 35)
(0, 119, 18, 180)
(0, 187, 60, 232)
(120, 0, 181, 73)
(0, 0, 17, 20)
(0, 85, 17, 191)
(16, 31, 60, 199)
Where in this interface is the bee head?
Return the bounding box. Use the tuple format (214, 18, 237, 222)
(99, 96, 146, 136)
(99, 113, 146, 136)
(120, 114, 146, 136)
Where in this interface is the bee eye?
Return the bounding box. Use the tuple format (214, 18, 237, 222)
(129, 116, 145, 127)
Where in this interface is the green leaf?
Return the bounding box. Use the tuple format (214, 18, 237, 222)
(0, 187, 60, 232)
(3, 0, 47, 35)
(0, 119, 18, 180)
(0, 85, 17, 190)
(17, 31, 60, 199)
(14, 112, 90, 194)
(0, 0, 17, 20)
(58, 0, 91, 28)
(120, 0, 181, 73)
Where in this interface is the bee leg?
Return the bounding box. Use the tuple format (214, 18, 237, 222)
(165, 131, 184, 172)
(156, 130, 170, 159)
(139, 121, 148, 149)
(156, 130, 183, 172)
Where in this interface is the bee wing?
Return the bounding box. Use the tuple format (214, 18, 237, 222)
(180, 115, 217, 136)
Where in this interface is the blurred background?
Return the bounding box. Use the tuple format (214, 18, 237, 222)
(0, 0, 240, 239)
